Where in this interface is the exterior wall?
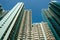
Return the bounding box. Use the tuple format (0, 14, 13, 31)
(0, 5, 8, 20)
(41, 22, 55, 40)
(17, 10, 32, 40)
(0, 2, 24, 40)
(32, 22, 55, 40)
(42, 1, 60, 40)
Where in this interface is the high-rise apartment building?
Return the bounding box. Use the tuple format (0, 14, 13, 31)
(32, 22, 55, 40)
(42, 1, 60, 40)
(0, 2, 56, 40)
(0, 2, 25, 40)
(17, 10, 32, 40)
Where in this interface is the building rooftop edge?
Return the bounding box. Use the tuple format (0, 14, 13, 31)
(32, 22, 47, 25)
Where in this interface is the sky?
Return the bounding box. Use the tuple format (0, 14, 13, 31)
(0, 0, 60, 23)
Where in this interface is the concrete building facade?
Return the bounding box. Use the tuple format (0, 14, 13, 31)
(0, 2, 24, 40)
(17, 10, 32, 40)
(32, 22, 55, 40)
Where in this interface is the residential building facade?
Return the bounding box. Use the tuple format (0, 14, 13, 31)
(42, 1, 60, 40)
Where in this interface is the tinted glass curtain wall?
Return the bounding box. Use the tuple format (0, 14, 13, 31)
(42, 1, 60, 40)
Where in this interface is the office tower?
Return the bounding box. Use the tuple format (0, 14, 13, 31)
(17, 10, 32, 40)
(32, 22, 55, 40)
(42, 1, 60, 40)
(0, 2, 24, 40)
